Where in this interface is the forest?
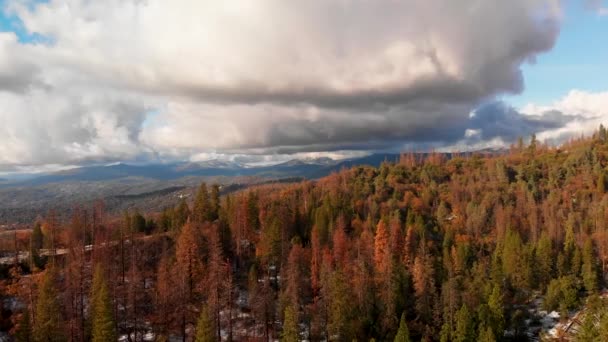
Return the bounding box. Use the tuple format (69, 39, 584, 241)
(4, 127, 608, 341)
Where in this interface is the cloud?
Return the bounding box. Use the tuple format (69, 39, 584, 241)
(0, 33, 43, 93)
(468, 102, 582, 142)
(0, 86, 156, 167)
(585, 0, 608, 15)
(139, 99, 472, 156)
(0, 0, 567, 170)
(519, 90, 608, 143)
(419, 98, 594, 152)
(9, 0, 561, 102)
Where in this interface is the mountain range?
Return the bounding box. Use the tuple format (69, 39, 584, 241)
(0, 154, 403, 225)
(0, 150, 507, 225)
(1, 154, 402, 188)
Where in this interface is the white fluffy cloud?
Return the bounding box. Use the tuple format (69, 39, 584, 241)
(0, 0, 568, 169)
(520, 90, 608, 143)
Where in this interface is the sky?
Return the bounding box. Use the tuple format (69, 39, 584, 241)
(0, 0, 607, 172)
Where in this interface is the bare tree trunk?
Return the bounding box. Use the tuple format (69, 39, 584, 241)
(227, 262, 233, 342)
(182, 311, 187, 342)
(13, 231, 18, 266)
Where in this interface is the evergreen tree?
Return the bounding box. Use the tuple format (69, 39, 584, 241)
(562, 221, 577, 276)
(478, 325, 496, 342)
(577, 312, 599, 342)
(581, 237, 598, 293)
(91, 265, 117, 342)
(327, 271, 353, 340)
(210, 184, 221, 221)
(535, 233, 554, 290)
(29, 239, 42, 271)
(246, 191, 260, 232)
(393, 312, 411, 342)
(412, 251, 436, 324)
(528, 133, 538, 155)
(598, 171, 607, 193)
(600, 305, 608, 341)
(544, 276, 580, 313)
(29, 222, 45, 270)
(195, 306, 215, 342)
(175, 221, 203, 301)
(258, 218, 282, 264)
(374, 220, 390, 275)
(174, 199, 190, 230)
(15, 310, 32, 342)
(600, 124, 607, 142)
(453, 304, 475, 342)
(31, 223, 44, 250)
(502, 229, 530, 289)
(33, 269, 66, 342)
(440, 321, 451, 342)
(130, 210, 146, 233)
(572, 246, 583, 278)
(516, 136, 524, 152)
(487, 284, 504, 338)
(281, 305, 299, 342)
(575, 295, 604, 342)
(193, 182, 211, 224)
(159, 207, 173, 232)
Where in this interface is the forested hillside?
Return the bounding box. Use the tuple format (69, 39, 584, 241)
(4, 129, 608, 341)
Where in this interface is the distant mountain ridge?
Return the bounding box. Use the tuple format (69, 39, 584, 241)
(1, 149, 512, 189)
(0, 154, 401, 188)
(0, 150, 510, 224)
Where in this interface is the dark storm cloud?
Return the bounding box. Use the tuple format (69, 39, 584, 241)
(0, 0, 572, 169)
(467, 102, 585, 143)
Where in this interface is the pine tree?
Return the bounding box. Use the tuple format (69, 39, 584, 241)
(193, 182, 211, 224)
(281, 305, 299, 342)
(453, 304, 475, 342)
(31, 223, 44, 250)
(577, 312, 599, 342)
(91, 265, 117, 342)
(29, 223, 44, 270)
(155, 255, 175, 339)
(29, 238, 42, 272)
(535, 233, 554, 291)
(393, 312, 411, 342)
(246, 191, 260, 232)
(528, 133, 538, 155)
(210, 184, 221, 221)
(175, 221, 203, 301)
(206, 224, 224, 341)
(374, 220, 390, 275)
(581, 237, 598, 293)
(600, 305, 608, 340)
(600, 124, 607, 142)
(571, 246, 583, 278)
(282, 243, 306, 316)
(174, 199, 191, 230)
(561, 221, 577, 276)
(327, 270, 353, 340)
(576, 295, 604, 342)
(598, 172, 607, 193)
(487, 284, 504, 338)
(502, 229, 529, 289)
(33, 269, 66, 342)
(440, 321, 451, 342)
(257, 218, 282, 264)
(195, 306, 215, 342)
(15, 310, 32, 342)
(516, 136, 524, 152)
(478, 325, 496, 342)
(412, 251, 436, 324)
